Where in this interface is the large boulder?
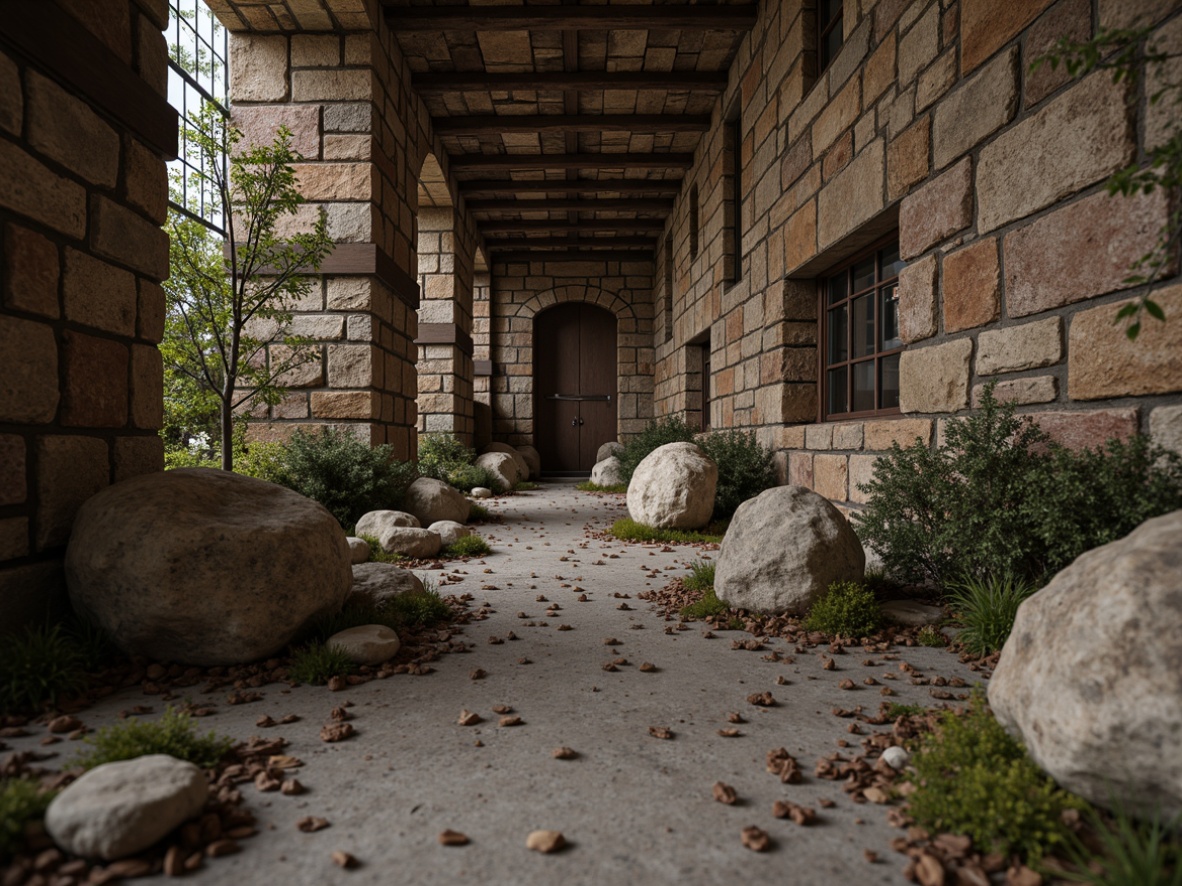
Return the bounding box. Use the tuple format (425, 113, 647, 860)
(475, 451, 521, 490)
(517, 445, 542, 478)
(596, 441, 624, 463)
(714, 486, 865, 614)
(482, 443, 530, 480)
(626, 442, 717, 530)
(45, 755, 208, 860)
(988, 510, 1182, 817)
(402, 477, 470, 525)
(429, 520, 471, 547)
(355, 510, 420, 533)
(348, 562, 424, 607)
(65, 469, 351, 666)
(590, 456, 624, 487)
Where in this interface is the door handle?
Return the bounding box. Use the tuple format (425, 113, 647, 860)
(570, 417, 585, 427)
(547, 394, 612, 402)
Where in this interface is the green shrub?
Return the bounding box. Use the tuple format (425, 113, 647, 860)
(698, 429, 776, 517)
(618, 416, 698, 483)
(0, 778, 56, 860)
(64, 615, 120, 671)
(468, 503, 492, 522)
(359, 533, 405, 565)
(908, 696, 1084, 859)
(444, 535, 491, 557)
(917, 625, 947, 647)
(884, 702, 927, 720)
(683, 560, 716, 591)
(385, 585, 452, 628)
(679, 588, 729, 621)
(0, 624, 84, 715)
(279, 427, 417, 527)
(804, 580, 881, 637)
(609, 517, 726, 544)
(576, 481, 628, 493)
(288, 642, 358, 685)
(1058, 804, 1182, 886)
(947, 572, 1037, 656)
(447, 463, 503, 493)
(514, 480, 539, 491)
(418, 433, 476, 482)
(75, 707, 233, 770)
(235, 440, 288, 485)
(854, 386, 1182, 588)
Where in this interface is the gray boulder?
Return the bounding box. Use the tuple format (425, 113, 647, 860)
(429, 520, 471, 547)
(989, 510, 1182, 817)
(590, 456, 625, 487)
(482, 443, 530, 480)
(65, 469, 351, 666)
(626, 442, 717, 530)
(370, 526, 441, 559)
(345, 536, 370, 564)
(517, 445, 542, 477)
(355, 510, 420, 534)
(470, 487, 493, 500)
(475, 451, 521, 490)
(715, 486, 865, 614)
(403, 477, 470, 525)
(596, 441, 624, 463)
(45, 755, 208, 860)
(328, 624, 401, 665)
(348, 562, 424, 607)
(881, 600, 944, 627)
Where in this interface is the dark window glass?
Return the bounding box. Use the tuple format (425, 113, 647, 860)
(818, 0, 843, 73)
(827, 367, 847, 415)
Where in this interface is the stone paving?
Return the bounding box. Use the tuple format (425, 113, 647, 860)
(7, 481, 985, 885)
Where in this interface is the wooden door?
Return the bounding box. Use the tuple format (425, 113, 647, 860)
(535, 303, 618, 474)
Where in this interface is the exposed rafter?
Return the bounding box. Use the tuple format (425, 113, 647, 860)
(449, 154, 694, 171)
(465, 197, 675, 212)
(433, 114, 711, 136)
(479, 219, 666, 234)
(457, 179, 682, 195)
(413, 71, 728, 93)
(484, 235, 658, 250)
(385, 6, 758, 32)
(492, 251, 656, 263)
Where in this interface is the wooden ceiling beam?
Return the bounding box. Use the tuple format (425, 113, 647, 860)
(386, 6, 757, 31)
(479, 218, 666, 233)
(458, 179, 681, 195)
(413, 71, 729, 92)
(465, 197, 675, 211)
(493, 251, 655, 263)
(449, 153, 693, 171)
(485, 235, 658, 249)
(434, 114, 711, 135)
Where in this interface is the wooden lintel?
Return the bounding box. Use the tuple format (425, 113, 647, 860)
(465, 197, 674, 212)
(386, 6, 757, 31)
(479, 219, 665, 233)
(484, 236, 657, 249)
(413, 71, 729, 92)
(458, 179, 681, 195)
(434, 114, 711, 135)
(474, 359, 493, 377)
(317, 243, 420, 310)
(492, 251, 656, 264)
(414, 322, 474, 356)
(449, 153, 693, 171)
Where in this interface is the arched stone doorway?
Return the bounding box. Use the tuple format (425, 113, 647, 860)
(533, 303, 618, 474)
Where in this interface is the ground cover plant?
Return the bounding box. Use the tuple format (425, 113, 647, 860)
(288, 641, 358, 685)
(576, 481, 627, 493)
(1058, 804, 1182, 885)
(804, 580, 880, 638)
(0, 779, 55, 861)
(443, 535, 491, 557)
(468, 503, 492, 522)
(0, 624, 83, 715)
(75, 707, 234, 770)
(609, 517, 726, 544)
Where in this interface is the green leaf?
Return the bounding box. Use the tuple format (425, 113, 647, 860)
(1144, 299, 1166, 321)
(1126, 322, 1142, 341)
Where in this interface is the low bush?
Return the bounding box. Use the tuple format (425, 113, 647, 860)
(609, 517, 726, 544)
(513, 480, 539, 491)
(617, 416, 698, 484)
(947, 572, 1037, 656)
(418, 433, 476, 482)
(576, 481, 627, 493)
(0, 778, 56, 860)
(75, 707, 233, 770)
(683, 560, 716, 591)
(855, 385, 1182, 588)
(884, 702, 927, 720)
(447, 463, 503, 493)
(698, 429, 776, 518)
(907, 695, 1083, 860)
(468, 503, 492, 522)
(444, 535, 491, 557)
(385, 585, 452, 628)
(804, 580, 880, 638)
(279, 427, 417, 528)
(917, 625, 947, 647)
(0, 624, 84, 715)
(235, 439, 288, 485)
(288, 642, 357, 685)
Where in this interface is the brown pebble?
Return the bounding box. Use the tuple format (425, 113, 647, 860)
(331, 850, 357, 869)
(741, 826, 770, 852)
(438, 829, 470, 846)
(205, 839, 240, 858)
(551, 747, 577, 759)
(712, 782, 737, 805)
(526, 830, 565, 853)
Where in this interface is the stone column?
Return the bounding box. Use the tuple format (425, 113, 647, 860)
(472, 271, 493, 447)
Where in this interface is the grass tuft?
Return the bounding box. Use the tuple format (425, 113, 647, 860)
(1057, 803, 1182, 886)
(467, 503, 492, 522)
(917, 625, 947, 647)
(683, 560, 716, 592)
(288, 642, 358, 685)
(947, 571, 1037, 656)
(609, 517, 726, 544)
(0, 778, 56, 861)
(576, 481, 627, 493)
(513, 480, 539, 491)
(359, 533, 406, 564)
(0, 624, 84, 716)
(804, 580, 881, 638)
(679, 587, 729, 621)
(75, 706, 234, 770)
(884, 702, 928, 720)
(444, 535, 491, 557)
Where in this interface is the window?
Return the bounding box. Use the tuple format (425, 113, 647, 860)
(821, 238, 905, 419)
(689, 184, 699, 260)
(818, 0, 843, 75)
(725, 114, 742, 286)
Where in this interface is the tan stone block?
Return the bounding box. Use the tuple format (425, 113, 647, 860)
(973, 375, 1058, 407)
(788, 450, 814, 487)
(943, 238, 1000, 333)
(230, 33, 288, 102)
(0, 139, 86, 239)
(3, 224, 59, 318)
(326, 277, 371, 311)
(1068, 285, 1182, 399)
(63, 249, 137, 336)
(863, 418, 934, 450)
(900, 156, 972, 259)
(0, 51, 21, 136)
(123, 137, 168, 224)
(806, 424, 834, 450)
(327, 343, 375, 387)
(1150, 404, 1182, 457)
(817, 138, 885, 250)
(898, 2, 939, 84)
(138, 280, 165, 344)
(863, 32, 897, 107)
(978, 72, 1133, 233)
(832, 422, 864, 450)
(113, 434, 164, 482)
(289, 314, 345, 340)
(822, 130, 854, 182)
(1146, 15, 1182, 152)
(898, 252, 938, 343)
(1025, 0, 1091, 107)
(135, 12, 168, 97)
(62, 332, 128, 428)
(312, 390, 376, 419)
(849, 453, 881, 503)
(814, 453, 849, 501)
(323, 134, 370, 161)
(27, 70, 119, 187)
(1099, 0, 1176, 28)
(782, 383, 817, 422)
(932, 47, 1019, 170)
(0, 434, 26, 506)
(1031, 408, 1140, 451)
(813, 76, 861, 155)
(271, 344, 324, 388)
(1005, 188, 1172, 317)
(776, 425, 807, 449)
(0, 316, 58, 424)
(291, 69, 372, 102)
(976, 317, 1061, 375)
(961, 0, 1054, 73)
(130, 344, 163, 430)
(887, 116, 930, 201)
(900, 338, 973, 413)
(91, 196, 169, 280)
(293, 162, 373, 202)
(291, 34, 340, 67)
(35, 435, 109, 550)
(917, 49, 957, 111)
(0, 517, 28, 561)
(233, 104, 321, 158)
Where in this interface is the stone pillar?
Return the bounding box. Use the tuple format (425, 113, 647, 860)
(0, 0, 171, 632)
(472, 271, 492, 447)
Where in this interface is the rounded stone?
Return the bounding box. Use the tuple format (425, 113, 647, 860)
(328, 624, 401, 665)
(626, 442, 717, 530)
(347, 562, 424, 607)
(880, 600, 944, 626)
(372, 527, 442, 559)
(45, 755, 208, 860)
(355, 510, 420, 533)
(65, 469, 351, 666)
(402, 478, 471, 525)
(881, 746, 911, 771)
(590, 456, 624, 487)
(429, 520, 471, 547)
(482, 443, 529, 481)
(470, 487, 493, 500)
(345, 536, 370, 564)
(517, 445, 542, 477)
(596, 441, 624, 463)
(475, 452, 521, 491)
(714, 485, 865, 615)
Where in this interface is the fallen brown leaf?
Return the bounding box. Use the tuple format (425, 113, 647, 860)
(551, 747, 577, 760)
(330, 850, 357, 869)
(296, 817, 330, 833)
(712, 782, 737, 805)
(457, 709, 482, 726)
(648, 726, 673, 740)
(438, 830, 469, 847)
(740, 826, 770, 852)
(320, 723, 355, 743)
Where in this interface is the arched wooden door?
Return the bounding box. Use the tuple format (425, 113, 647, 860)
(534, 303, 618, 474)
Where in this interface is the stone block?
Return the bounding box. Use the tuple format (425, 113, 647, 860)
(806, 424, 834, 450)
(0, 51, 21, 136)
(1031, 408, 1140, 451)
(63, 249, 137, 336)
(932, 47, 1018, 170)
(942, 238, 999, 333)
(916, 49, 957, 111)
(230, 33, 288, 102)
(1005, 189, 1171, 317)
(812, 76, 861, 156)
(972, 375, 1058, 407)
(327, 344, 375, 387)
(900, 156, 972, 259)
(977, 72, 1133, 233)
(35, 435, 109, 550)
(0, 139, 86, 239)
(130, 344, 163, 430)
(138, 280, 165, 343)
(311, 391, 376, 419)
(323, 103, 371, 133)
(0, 434, 26, 506)
(817, 138, 885, 250)
(3, 224, 59, 318)
(1099, 0, 1176, 29)
(123, 137, 168, 224)
(90, 196, 169, 281)
(113, 435, 164, 482)
(1147, 15, 1182, 151)
(961, 0, 1054, 73)
(323, 134, 370, 160)
(289, 314, 345, 340)
(863, 32, 896, 106)
(1150, 404, 1182, 457)
(898, 252, 938, 343)
(291, 34, 340, 67)
(271, 344, 324, 388)
(784, 200, 817, 272)
(1068, 285, 1182, 399)
(977, 317, 1063, 375)
(814, 454, 849, 501)
(292, 70, 372, 102)
(848, 453, 880, 504)
(887, 115, 930, 201)
(62, 332, 128, 428)
(0, 517, 28, 561)
(788, 451, 813, 487)
(26, 70, 119, 187)
(832, 422, 864, 450)
(293, 162, 373, 202)
(898, 3, 939, 84)
(233, 104, 321, 158)
(899, 338, 972, 413)
(1025, 0, 1092, 106)
(863, 418, 934, 450)
(0, 316, 59, 423)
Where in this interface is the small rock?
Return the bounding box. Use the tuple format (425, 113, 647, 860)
(551, 747, 577, 760)
(429, 520, 471, 547)
(438, 830, 469, 846)
(47, 715, 81, 734)
(712, 782, 737, 805)
(526, 830, 565, 854)
(331, 850, 358, 869)
(319, 723, 355, 743)
(470, 487, 493, 500)
(741, 826, 770, 852)
(327, 625, 400, 665)
(881, 746, 911, 771)
(457, 710, 482, 726)
(345, 537, 370, 565)
(648, 726, 673, 740)
(297, 817, 330, 833)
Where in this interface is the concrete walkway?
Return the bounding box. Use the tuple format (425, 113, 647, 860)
(12, 481, 984, 885)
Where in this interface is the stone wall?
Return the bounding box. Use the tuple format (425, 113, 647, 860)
(653, 0, 1182, 512)
(0, 0, 172, 631)
(489, 262, 655, 446)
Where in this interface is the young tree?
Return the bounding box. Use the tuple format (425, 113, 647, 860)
(163, 103, 332, 470)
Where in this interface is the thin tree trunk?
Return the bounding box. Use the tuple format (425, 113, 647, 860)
(221, 396, 234, 472)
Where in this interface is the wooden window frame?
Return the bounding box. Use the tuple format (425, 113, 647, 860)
(817, 0, 843, 75)
(818, 234, 905, 422)
(725, 113, 742, 288)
